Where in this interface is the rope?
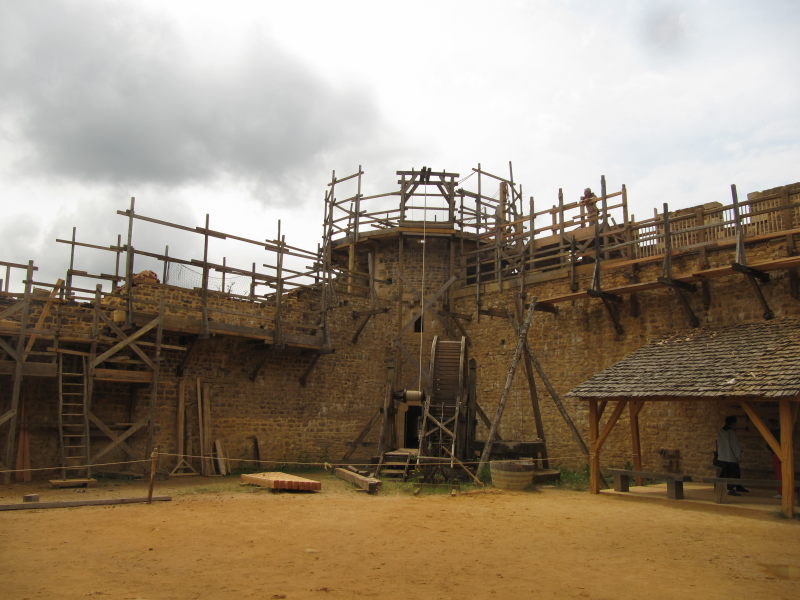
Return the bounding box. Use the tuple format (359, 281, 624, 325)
(418, 179, 428, 391)
(0, 458, 150, 474)
(0, 449, 589, 476)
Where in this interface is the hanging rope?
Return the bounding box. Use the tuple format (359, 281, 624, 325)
(418, 172, 428, 391)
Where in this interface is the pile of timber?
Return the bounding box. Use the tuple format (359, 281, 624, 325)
(240, 472, 321, 492)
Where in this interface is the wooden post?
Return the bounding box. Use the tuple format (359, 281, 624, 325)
(3, 261, 33, 483)
(146, 295, 164, 456)
(630, 400, 643, 485)
(275, 224, 284, 346)
(779, 398, 795, 519)
(125, 197, 135, 327)
(376, 364, 396, 458)
(147, 447, 159, 504)
(477, 298, 537, 473)
(201, 213, 210, 338)
(175, 379, 186, 467)
(513, 296, 547, 463)
(162, 245, 169, 285)
(528, 196, 535, 273)
(113, 234, 121, 292)
(589, 399, 600, 493)
(731, 184, 746, 265)
(661, 203, 672, 279)
(66, 226, 76, 301)
(558, 188, 565, 267)
(621, 184, 631, 258)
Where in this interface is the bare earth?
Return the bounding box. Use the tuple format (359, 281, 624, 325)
(1, 475, 799, 600)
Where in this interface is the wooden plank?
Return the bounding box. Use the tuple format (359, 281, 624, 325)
(92, 368, 152, 383)
(213, 439, 230, 475)
(0, 361, 57, 378)
(334, 467, 381, 494)
(0, 496, 171, 511)
(49, 478, 97, 488)
(240, 472, 321, 491)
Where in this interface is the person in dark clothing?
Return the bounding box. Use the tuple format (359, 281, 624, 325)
(716, 415, 749, 495)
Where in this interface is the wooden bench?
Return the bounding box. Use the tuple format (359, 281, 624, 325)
(608, 469, 691, 500)
(700, 477, 799, 504)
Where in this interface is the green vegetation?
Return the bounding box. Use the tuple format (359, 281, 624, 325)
(556, 464, 591, 490)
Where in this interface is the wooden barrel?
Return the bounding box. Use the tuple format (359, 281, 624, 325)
(490, 460, 535, 490)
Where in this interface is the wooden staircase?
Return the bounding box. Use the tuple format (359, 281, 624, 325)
(374, 449, 417, 480)
(58, 353, 90, 479)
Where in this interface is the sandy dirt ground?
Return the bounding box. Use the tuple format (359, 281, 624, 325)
(1, 474, 799, 600)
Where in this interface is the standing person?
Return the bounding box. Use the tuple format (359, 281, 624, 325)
(717, 415, 749, 495)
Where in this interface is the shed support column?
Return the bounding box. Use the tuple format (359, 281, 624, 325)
(589, 399, 600, 494)
(630, 400, 643, 485)
(779, 399, 795, 519)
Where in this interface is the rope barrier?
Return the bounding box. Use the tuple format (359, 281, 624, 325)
(0, 458, 149, 475)
(0, 452, 589, 476)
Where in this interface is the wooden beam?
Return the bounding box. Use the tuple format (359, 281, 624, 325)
(89, 414, 147, 462)
(740, 401, 781, 457)
(589, 399, 600, 493)
(525, 349, 589, 456)
(630, 400, 643, 485)
(98, 312, 156, 370)
(298, 353, 321, 387)
(594, 399, 628, 452)
(334, 467, 382, 494)
(0, 496, 171, 511)
(478, 298, 537, 473)
(24, 279, 63, 355)
(341, 408, 380, 461)
(91, 316, 160, 369)
(779, 398, 795, 518)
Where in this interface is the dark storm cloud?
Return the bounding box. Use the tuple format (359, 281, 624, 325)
(0, 2, 379, 190)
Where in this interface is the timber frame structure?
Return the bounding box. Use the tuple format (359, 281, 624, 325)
(1, 163, 799, 487)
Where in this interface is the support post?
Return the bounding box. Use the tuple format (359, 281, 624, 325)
(630, 400, 643, 485)
(779, 398, 795, 519)
(2, 261, 33, 482)
(477, 298, 537, 473)
(589, 399, 600, 493)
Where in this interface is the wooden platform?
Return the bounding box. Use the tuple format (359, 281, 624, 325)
(49, 478, 97, 488)
(240, 472, 321, 492)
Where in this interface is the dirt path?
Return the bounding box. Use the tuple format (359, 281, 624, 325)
(1, 476, 798, 599)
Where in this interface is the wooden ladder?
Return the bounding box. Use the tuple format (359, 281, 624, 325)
(58, 353, 89, 479)
(375, 449, 414, 480)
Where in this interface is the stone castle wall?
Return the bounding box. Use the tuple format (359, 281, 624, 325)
(3, 194, 799, 480)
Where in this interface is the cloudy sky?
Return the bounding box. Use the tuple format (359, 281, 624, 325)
(1, 0, 798, 289)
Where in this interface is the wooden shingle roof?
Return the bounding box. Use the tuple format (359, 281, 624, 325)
(568, 319, 800, 399)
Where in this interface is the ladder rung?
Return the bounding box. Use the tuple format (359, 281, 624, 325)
(62, 372, 83, 376)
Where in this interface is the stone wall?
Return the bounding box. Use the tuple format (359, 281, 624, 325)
(3, 196, 799, 481)
(453, 231, 800, 477)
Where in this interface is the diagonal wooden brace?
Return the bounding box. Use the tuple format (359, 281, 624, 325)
(99, 311, 156, 369)
(91, 316, 160, 369)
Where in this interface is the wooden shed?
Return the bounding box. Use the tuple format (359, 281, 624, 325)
(568, 319, 800, 518)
